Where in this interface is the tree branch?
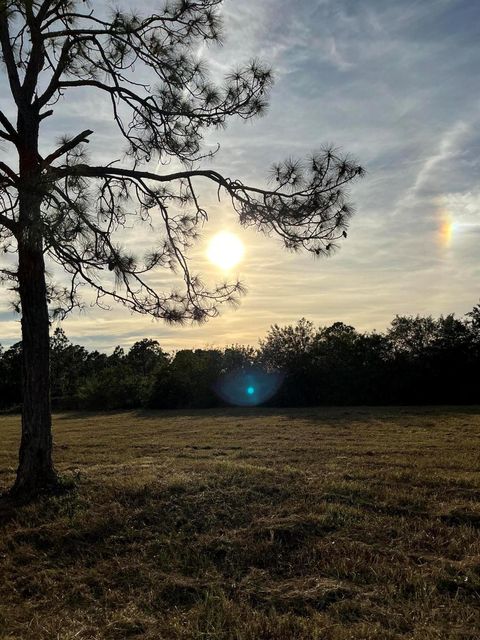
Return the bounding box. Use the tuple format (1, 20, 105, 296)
(0, 8, 23, 106)
(65, 164, 225, 186)
(0, 210, 17, 233)
(0, 161, 18, 183)
(0, 110, 18, 143)
(43, 129, 93, 167)
(36, 36, 74, 107)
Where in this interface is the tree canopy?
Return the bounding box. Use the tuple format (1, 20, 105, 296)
(0, 0, 364, 322)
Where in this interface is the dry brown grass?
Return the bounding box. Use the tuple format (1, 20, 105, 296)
(1, 406, 480, 639)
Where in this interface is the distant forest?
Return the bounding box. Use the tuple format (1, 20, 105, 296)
(2, 305, 480, 410)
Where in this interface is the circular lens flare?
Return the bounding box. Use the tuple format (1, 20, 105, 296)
(207, 231, 244, 270)
(214, 369, 284, 407)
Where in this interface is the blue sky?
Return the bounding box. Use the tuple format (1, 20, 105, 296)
(1, 0, 480, 352)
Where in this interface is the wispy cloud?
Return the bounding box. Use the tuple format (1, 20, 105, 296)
(1, 0, 480, 351)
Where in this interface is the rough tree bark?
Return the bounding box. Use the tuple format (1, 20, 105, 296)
(10, 109, 58, 499)
(11, 229, 57, 498)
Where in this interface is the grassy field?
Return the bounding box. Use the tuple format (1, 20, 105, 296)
(0, 407, 479, 640)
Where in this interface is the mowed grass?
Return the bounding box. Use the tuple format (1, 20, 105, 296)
(1, 407, 480, 640)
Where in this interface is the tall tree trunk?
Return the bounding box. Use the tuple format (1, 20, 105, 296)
(10, 207, 58, 499)
(8, 104, 58, 500)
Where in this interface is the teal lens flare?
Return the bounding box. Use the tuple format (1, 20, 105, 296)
(214, 368, 284, 406)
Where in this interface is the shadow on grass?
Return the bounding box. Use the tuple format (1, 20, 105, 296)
(0, 494, 19, 524)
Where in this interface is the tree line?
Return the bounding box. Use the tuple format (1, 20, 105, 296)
(1, 305, 480, 411)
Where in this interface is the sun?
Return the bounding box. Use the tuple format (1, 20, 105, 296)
(207, 231, 245, 271)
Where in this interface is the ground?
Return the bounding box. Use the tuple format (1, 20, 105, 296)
(0, 407, 479, 640)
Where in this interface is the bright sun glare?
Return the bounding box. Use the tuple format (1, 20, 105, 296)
(207, 231, 244, 271)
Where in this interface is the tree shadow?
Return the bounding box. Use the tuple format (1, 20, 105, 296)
(55, 407, 297, 421)
(0, 493, 21, 524)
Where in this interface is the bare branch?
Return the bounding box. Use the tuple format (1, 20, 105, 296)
(0, 209, 17, 232)
(0, 5, 23, 106)
(0, 160, 17, 183)
(0, 110, 18, 143)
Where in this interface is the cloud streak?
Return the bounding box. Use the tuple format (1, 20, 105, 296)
(1, 0, 480, 352)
